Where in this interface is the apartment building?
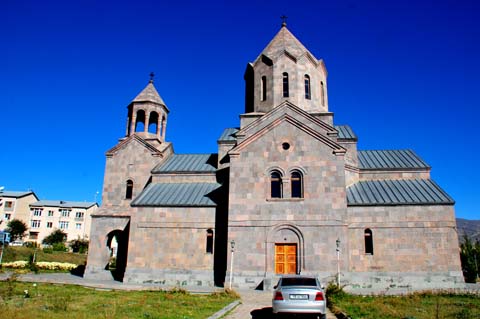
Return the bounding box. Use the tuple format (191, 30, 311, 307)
(28, 200, 98, 244)
(0, 190, 39, 231)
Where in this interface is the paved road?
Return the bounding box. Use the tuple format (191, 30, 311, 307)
(224, 289, 336, 319)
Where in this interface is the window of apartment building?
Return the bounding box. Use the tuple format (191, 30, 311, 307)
(76, 223, 82, 230)
(31, 220, 41, 228)
(33, 208, 42, 216)
(75, 211, 84, 219)
(59, 221, 69, 229)
(47, 222, 53, 228)
(4, 213, 11, 221)
(5, 201, 13, 209)
(48, 210, 54, 217)
(29, 232, 38, 240)
(60, 209, 70, 217)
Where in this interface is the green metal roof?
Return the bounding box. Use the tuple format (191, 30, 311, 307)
(131, 183, 220, 207)
(347, 179, 454, 206)
(358, 150, 430, 170)
(335, 125, 357, 140)
(152, 154, 217, 173)
(218, 128, 239, 142)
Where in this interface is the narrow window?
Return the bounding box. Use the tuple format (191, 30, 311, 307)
(291, 171, 303, 198)
(126, 180, 134, 199)
(261, 76, 267, 101)
(304, 75, 311, 99)
(282, 72, 289, 98)
(271, 171, 283, 198)
(364, 228, 373, 255)
(320, 81, 325, 106)
(206, 229, 214, 254)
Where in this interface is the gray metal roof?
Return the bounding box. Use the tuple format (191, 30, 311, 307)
(335, 125, 357, 140)
(358, 150, 430, 170)
(0, 191, 36, 198)
(347, 179, 454, 206)
(218, 128, 239, 142)
(131, 183, 220, 207)
(152, 154, 217, 173)
(30, 200, 97, 209)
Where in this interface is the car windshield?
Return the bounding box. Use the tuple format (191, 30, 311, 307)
(281, 277, 317, 287)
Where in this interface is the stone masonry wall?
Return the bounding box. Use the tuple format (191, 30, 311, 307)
(123, 206, 216, 285)
(102, 138, 168, 206)
(228, 120, 348, 288)
(347, 205, 462, 273)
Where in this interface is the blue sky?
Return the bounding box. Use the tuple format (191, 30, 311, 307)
(1, 0, 479, 219)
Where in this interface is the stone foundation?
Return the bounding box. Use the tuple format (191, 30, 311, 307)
(123, 268, 214, 287)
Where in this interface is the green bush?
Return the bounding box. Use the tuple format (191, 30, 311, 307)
(43, 247, 53, 254)
(52, 243, 67, 252)
(69, 238, 89, 254)
(23, 241, 38, 248)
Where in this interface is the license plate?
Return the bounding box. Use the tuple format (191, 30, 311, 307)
(289, 294, 308, 300)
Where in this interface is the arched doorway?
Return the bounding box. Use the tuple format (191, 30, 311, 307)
(270, 225, 304, 275)
(105, 222, 130, 281)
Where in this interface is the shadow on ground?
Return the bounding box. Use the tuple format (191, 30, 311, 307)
(251, 307, 275, 319)
(251, 308, 325, 319)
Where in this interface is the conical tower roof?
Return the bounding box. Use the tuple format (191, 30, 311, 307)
(132, 81, 166, 106)
(254, 25, 318, 63)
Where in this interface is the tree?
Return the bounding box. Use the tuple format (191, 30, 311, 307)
(6, 219, 28, 241)
(42, 229, 67, 245)
(460, 234, 479, 283)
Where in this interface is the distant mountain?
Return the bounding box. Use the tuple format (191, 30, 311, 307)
(456, 218, 480, 243)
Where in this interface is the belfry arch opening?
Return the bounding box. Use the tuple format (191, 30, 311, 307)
(148, 111, 159, 134)
(135, 110, 146, 132)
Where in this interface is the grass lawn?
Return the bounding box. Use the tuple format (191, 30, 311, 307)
(0, 279, 237, 319)
(1, 246, 87, 265)
(328, 287, 480, 319)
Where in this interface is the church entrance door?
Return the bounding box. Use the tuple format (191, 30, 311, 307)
(275, 243, 297, 274)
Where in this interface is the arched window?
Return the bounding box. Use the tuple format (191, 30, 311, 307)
(206, 229, 214, 254)
(271, 171, 283, 198)
(304, 75, 311, 100)
(261, 76, 267, 101)
(282, 72, 289, 98)
(125, 180, 133, 200)
(320, 81, 325, 106)
(364, 228, 373, 255)
(291, 171, 303, 198)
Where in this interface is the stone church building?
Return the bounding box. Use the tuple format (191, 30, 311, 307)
(85, 24, 463, 290)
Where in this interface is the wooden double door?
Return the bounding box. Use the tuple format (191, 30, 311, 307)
(275, 243, 297, 274)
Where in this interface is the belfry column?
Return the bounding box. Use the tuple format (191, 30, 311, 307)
(125, 118, 130, 136)
(129, 113, 137, 136)
(144, 112, 150, 134)
(161, 117, 167, 139)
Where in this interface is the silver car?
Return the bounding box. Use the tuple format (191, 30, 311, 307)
(272, 275, 327, 319)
